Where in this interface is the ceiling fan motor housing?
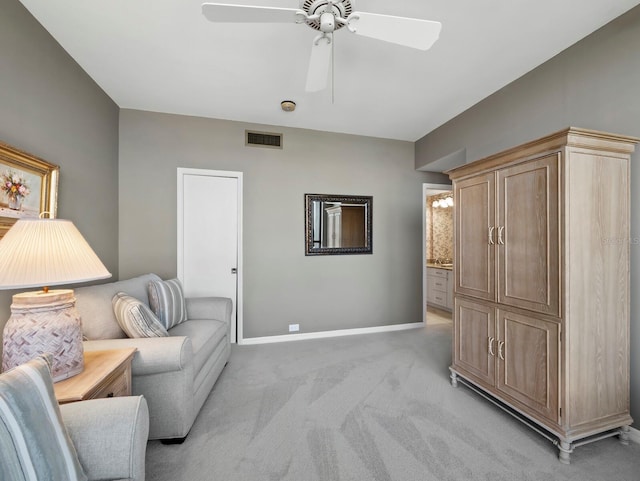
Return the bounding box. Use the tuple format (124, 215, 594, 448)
(301, 0, 352, 31)
(320, 12, 335, 32)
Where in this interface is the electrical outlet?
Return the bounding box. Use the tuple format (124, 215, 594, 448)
(289, 324, 300, 332)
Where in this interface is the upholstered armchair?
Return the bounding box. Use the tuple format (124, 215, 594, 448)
(0, 355, 149, 481)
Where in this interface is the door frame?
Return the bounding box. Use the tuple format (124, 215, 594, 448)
(177, 168, 243, 343)
(422, 182, 453, 323)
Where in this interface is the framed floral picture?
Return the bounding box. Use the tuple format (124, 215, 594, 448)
(0, 141, 59, 238)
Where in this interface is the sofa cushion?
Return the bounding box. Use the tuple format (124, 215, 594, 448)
(148, 278, 188, 329)
(75, 273, 162, 340)
(112, 292, 169, 338)
(169, 319, 227, 378)
(0, 355, 87, 481)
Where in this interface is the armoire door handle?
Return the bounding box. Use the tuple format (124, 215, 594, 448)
(488, 226, 495, 245)
(498, 340, 505, 360)
(488, 337, 495, 356)
(497, 226, 505, 245)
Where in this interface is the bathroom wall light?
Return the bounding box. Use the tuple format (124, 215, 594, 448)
(431, 195, 454, 208)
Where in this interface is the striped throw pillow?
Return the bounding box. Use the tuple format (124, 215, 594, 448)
(0, 355, 87, 481)
(112, 292, 169, 338)
(147, 278, 188, 330)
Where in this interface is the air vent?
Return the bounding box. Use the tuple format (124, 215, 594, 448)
(246, 130, 283, 149)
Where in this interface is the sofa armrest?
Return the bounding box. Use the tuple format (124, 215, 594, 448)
(61, 396, 149, 481)
(186, 296, 232, 323)
(186, 296, 233, 339)
(84, 336, 193, 375)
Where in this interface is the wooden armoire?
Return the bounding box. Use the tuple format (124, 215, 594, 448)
(446, 127, 638, 463)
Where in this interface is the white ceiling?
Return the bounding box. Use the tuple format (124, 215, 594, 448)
(18, 0, 640, 142)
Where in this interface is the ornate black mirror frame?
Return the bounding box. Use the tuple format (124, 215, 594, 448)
(305, 193, 373, 256)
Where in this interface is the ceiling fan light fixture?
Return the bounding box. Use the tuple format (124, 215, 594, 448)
(281, 100, 296, 112)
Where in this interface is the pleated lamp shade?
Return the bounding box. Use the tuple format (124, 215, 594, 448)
(0, 218, 112, 381)
(0, 218, 111, 289)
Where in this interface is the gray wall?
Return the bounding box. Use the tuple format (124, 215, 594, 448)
(0, 1, 120, 335)
(416, 6, 640, 427)
(119, 110, 440, 338)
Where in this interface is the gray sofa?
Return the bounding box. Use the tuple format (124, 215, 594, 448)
(74, 273, 232, 442)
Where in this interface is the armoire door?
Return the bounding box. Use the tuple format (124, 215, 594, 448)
(454, 172, 496, 301)
(453, 297, 496, 388)
(497, 153, 560, 316)
(496, 308, 559, 423)
(178, 168, 243, 342)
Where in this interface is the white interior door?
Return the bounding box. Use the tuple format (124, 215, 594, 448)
(178, 168, 243, 342)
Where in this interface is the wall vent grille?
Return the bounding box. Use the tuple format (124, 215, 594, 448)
(246, 130, 283, 149)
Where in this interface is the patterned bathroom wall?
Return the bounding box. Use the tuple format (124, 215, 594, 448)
(426, 193, 453, 262)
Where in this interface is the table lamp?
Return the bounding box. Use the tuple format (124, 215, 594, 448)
(0, 217, 111, 381)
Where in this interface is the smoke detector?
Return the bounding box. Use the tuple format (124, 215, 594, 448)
(281, 100, 296, 112)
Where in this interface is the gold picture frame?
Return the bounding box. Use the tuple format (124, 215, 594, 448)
(0, 141, 59, 238)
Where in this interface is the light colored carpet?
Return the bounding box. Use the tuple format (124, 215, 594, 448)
(146, 324, 640, 480)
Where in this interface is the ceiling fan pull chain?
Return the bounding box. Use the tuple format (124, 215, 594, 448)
(331, 33, 335, 104)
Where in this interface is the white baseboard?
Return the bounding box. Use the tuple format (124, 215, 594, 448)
(238, 321, 425, 345)
(629, 426, 640, 445)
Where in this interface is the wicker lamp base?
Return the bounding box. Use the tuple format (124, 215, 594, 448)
(2, 289, 84, 382)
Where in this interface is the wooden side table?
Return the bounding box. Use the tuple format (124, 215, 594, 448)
(54, 348, 136, 404)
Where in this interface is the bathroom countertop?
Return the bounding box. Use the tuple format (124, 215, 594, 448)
(426, 263, 453, 271)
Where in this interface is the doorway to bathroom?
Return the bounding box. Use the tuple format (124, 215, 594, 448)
(422, 183, 454, 327)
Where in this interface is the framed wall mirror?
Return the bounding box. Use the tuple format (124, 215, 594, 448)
(305, 194, 372, 256)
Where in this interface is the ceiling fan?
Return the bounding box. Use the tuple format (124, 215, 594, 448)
(201, 1, 442, 92)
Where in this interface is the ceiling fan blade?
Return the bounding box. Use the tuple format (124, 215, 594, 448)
(348, 12, 442, 50)
(305, 36, 332, 92)
(202, 3, 301, 23)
